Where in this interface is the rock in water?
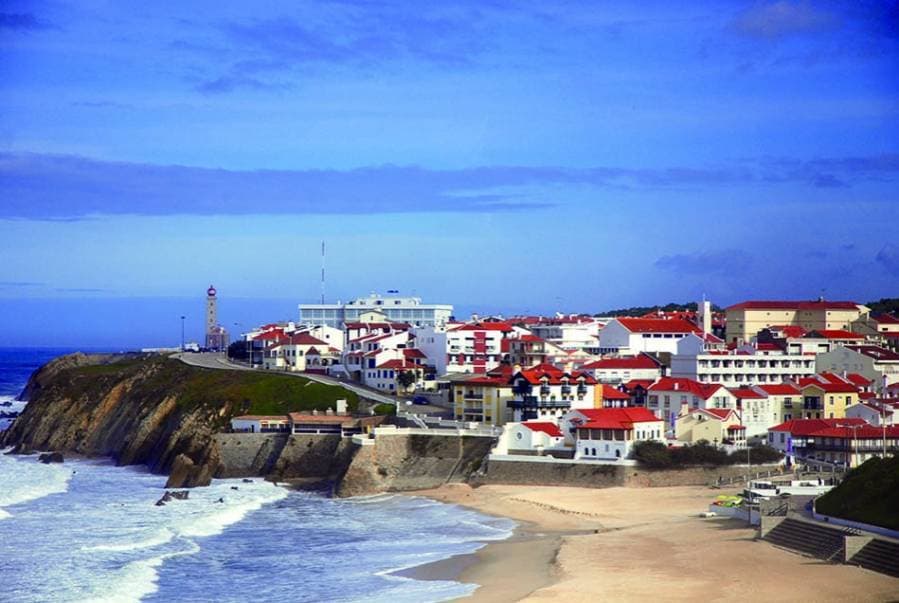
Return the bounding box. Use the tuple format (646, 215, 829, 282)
(38, 452, 64, 464)
(169, 490, 190, 500)
(242, 478, 253, 483)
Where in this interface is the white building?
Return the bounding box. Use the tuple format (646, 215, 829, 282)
(299, 293, 453, 329)
(845, 402, 897, 426)
(670, 334, 816, 388)
(580, 353, 663, 385)
(507, 363, 597, 422)
(230, 415, 290, 433)
(497, 421, 566, 455)
(414, 322, 517, 375)
(570, 407, 664, 460)
(647, 377, 737, 433)
(519, 315, 603, 353)
(598, 317, 702, 356)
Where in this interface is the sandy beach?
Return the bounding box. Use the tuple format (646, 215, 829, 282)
(411, 483, 899, 603)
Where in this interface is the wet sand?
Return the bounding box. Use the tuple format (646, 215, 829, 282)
(411, 483, 899, 602)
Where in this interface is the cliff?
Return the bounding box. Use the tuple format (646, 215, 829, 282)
(1, 354, 361, 487)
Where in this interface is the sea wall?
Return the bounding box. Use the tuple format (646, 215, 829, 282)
(336, 432, 496, 497)
(477, 458, 782, 489)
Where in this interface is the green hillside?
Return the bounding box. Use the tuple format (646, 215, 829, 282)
(815, 456, 899, 530)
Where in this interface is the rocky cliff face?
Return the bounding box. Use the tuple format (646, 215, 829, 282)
(2, 354, 496, 493)
(2, 354, 225, 487)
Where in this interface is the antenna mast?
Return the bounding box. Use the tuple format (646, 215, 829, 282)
(321, 240, 325, 304)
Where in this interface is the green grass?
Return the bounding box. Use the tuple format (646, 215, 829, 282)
(65, 356, 359, 420)
(815, 456, 899, 530)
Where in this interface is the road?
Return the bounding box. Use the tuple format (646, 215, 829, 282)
(171, 352, 447, 412)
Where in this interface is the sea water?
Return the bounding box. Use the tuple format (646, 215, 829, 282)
(0, 349, 515, 602)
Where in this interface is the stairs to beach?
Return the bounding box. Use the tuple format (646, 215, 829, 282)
(762, 518, 849, 561)
(848, 538, 899, 578)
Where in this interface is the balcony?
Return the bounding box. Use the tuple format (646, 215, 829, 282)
(462, 407, 485, 415)
(561, 385, 572, 395)
(462, 391, 484, 400)
(512, 383, 533, 395)
(577, 385, 588, 395)
(540, 385, 551, 395)
(507, 397, 570, 409)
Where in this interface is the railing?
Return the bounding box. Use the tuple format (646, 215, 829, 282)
(463, 392, 484, 400)
(507, 398, 570, 409)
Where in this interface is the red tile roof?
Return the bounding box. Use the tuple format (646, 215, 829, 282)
(771, 325, 808, 338)
(623, 379, 655, 390)
(729, 388, 766, 399)
(616, 318, 702, 334)
(874, 313, 899, 325)
(726, 300, 861, 311)
(807, 329, 864, 340)
(403, 348, 428, 359)
(522, 422, 563, 437)
(700, 408, 737, 420)
(757, 383, 801, 396)
(513, 364, 597, 385)
(809, 425, 899, 439)
(727, 424, 746, 431)
(376, 359, 424, 370)
(769, 418, 867, 435)
(579, 407, 661, 430)
(600, 384, 631, 400)
(451, 322, 514, 332)
(798, 378, 859, 394)
(232, 415, 289, 421)
(648, 377, 726, 400)
(845, 345, 899, 361)
(581, 353, 660, 370)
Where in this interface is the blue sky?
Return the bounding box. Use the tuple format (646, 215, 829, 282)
(1, 1, 898, 347)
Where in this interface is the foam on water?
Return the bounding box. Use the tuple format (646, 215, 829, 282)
(0, 448, 72, 519)
(0, 455, 512, 603)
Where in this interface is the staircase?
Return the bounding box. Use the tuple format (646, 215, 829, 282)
(848, 538, 899, 578)
(763, 518, 850, 561)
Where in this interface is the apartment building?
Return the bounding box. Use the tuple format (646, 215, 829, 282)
(415, 322, 516, 375)
(646, 377, 737, 432)
(507, 363, 597, 422)
(670, 335, 816, 387)
(724, 300, 868, 344)
(299, 293, 453, 329)
(452, 365, 515, 425)
(581, 353, 663, 384)
(817, 345, 899, 388)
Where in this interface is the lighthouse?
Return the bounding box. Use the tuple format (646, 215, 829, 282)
(204, 285, 229, 351)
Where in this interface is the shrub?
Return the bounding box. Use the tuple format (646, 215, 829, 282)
(373, 403, 396, 416)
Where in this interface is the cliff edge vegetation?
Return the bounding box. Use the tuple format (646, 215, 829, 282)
(1, 353, 359, 487)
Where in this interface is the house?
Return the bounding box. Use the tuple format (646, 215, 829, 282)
(365, 358, 431, 394)
(845, 401, 897, 426)
(230, 415, 290, 433)
(797, 377, 859, 420)
(499, 421, 566, 455)
(505, 334, 568, 368)
(571, 407, 665, 460)
(767, 418, 898, 468)
(598, 318, 702, 356)
(816, 345, 899, 388)
(675, 407, 745, 447)
(598, 384, 633, 408)
(727, 388, 776, 442)
(261, 332, 332, 372)
(755, 383, 803, 422)
(580, 353, 663, 385)
(646, 377, 737, 433)
(287, 412, 385, 436)
(452, 364, 514, 425)
(725, 300, 869, 344)
(507, 363, 597, 422)
(517, 315, 604, 353)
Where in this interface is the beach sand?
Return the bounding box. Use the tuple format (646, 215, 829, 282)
(411, 483, 899, 603)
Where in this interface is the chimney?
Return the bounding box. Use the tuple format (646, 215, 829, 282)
(325, 407, 334, 416)
(513, 363, 522, 374)
(699, 300, 712, 337)
(674, 382, 680, 391)
(312, 409, 319, 416)
(336, 399, 347, 415)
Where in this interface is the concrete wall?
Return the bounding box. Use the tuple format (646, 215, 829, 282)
(214, 433, 356, 483)
(478, 458, 782, 489)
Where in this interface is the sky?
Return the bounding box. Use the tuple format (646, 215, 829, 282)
(1, 0, 898, 348)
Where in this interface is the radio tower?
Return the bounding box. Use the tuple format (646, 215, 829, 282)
(321, 241, 325, 304)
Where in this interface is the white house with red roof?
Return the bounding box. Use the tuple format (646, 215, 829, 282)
(261, 332, 333, 372)
(507, 363, 597, 422)
(729, 387, 776, 442)
(570, 407, 664, 460)
(364, 354, 431, 394)
(646, 377, 737, 433)
(598, 317, 702, 356)
(341, 328, 413, 381)
(598, 384, 633, 408)
(845, 401, 897, 426)
(767, 418, 898, 468)
(580, 352, 663, 385)
(496, 421, 567, 455)
(675, 407, 745, 447)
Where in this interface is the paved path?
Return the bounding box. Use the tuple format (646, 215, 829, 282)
(172, 352, 408, 407)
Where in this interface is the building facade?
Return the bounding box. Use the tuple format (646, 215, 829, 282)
(299, 293, 453, 329)
(724, 300, 868, 344)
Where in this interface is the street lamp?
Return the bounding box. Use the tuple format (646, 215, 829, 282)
(180, 315, 186, 352)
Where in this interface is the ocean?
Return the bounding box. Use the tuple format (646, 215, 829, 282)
(0, 348, 515, 602)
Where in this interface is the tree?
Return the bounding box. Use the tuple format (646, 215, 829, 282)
(227, 340, 248, 360)
(396, 370, 417, 392)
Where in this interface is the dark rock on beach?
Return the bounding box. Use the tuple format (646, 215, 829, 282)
(38, 452, 64, 464)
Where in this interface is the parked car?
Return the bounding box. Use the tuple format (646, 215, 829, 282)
(411, 396, 429, 405)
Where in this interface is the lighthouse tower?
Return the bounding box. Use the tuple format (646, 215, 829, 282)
(204, 285, 228, 350)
